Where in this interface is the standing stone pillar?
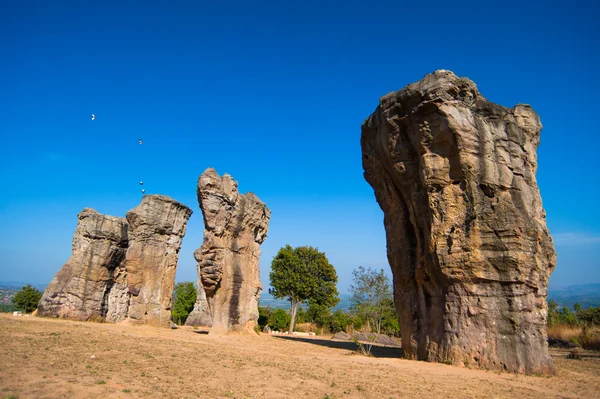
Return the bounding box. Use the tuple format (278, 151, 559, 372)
(361, 70, 556, 374)
(125, 195, 192, 327)
(187, 168, 270, 334)
(38, 209, 129, 321)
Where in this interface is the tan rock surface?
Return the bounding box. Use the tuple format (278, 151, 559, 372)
(125, 195, 193, 327)
(184, 281, 213, 327)
(38, 208, 129, 321)
(188, 168, 270, 334)
(361, 70, 556, 374)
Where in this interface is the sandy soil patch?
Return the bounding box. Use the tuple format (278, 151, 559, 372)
(0, 314, 598, 398)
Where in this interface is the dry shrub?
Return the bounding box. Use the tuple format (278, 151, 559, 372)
(547, 324, 581, 342)
(294, 323, 318, 333)
(580, 326, 600, 351)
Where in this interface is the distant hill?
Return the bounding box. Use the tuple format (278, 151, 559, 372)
(260, 284, 600, 313)
(548, 283, 600, 310)
(2, 280, 597, 312)
(259, 293, 353, 311)
(0, 282, 47, 291)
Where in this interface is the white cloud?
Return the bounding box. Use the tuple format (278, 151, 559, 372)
(552, 232, 600, 246)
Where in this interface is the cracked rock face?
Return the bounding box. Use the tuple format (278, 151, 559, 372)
(361, 70, 556, 374)
(186, 168, 270, 334)
(38, 209, 129, 321)
(125, 195, 193, 327)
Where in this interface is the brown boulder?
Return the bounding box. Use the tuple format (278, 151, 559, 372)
(125, 195, 193, 327)
(187, 168, 270, 335)
(38, 208, 129, 321)
(361, 70, 556, 374)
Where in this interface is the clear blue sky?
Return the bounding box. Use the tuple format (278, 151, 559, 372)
(1, 0, 598, 292)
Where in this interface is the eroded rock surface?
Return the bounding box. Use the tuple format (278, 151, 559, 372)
(125, 195, 192, 327)
(187, 168, 270, 334)
(184, 282, 213, 327)
(38, 209, 129, 321)
(361, 70, 556, 374)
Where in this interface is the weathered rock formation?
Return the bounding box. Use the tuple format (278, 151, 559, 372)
(125, 195, 193, 327)
(186, 168, 270, 334)
(39, 195, 192, 328)
(184, 281, 213, 327)
(38, 209, 129, 321)
(361, 70, 556, 374)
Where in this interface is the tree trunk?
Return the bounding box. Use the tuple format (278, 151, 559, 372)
(289, 300, 299, 334)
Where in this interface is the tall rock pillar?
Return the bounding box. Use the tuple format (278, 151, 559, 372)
(125, 195, 192, 327)
(361, 70, 556, 374)
(38, 209, 129, 321)
(187, 168, 270, 334)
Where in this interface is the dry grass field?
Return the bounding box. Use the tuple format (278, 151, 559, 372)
(0, 314, 599, 399)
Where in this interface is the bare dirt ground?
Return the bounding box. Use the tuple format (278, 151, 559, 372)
(0, 314, 598, 399)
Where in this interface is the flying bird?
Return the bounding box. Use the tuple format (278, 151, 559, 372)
(91, 114, 96, 120)
(141, 189, 145, 194)
(138, 139, 143, 145)
(139, 181, 143, 185)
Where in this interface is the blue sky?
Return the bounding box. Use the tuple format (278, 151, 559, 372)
(1, 0, 598, 292)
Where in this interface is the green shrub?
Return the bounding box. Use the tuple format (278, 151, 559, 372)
(329, 310, 351, 333)
(271, 308, 291, 331)
(258, 306, 272, 330)
(12, 285, 42, 313)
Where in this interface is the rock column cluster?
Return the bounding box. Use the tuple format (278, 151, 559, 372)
(38, 195, 192, 327)
(40, 170, 270, 334)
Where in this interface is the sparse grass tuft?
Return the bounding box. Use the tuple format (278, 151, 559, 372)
(294, 323, 318, 333)
(580, 326, 600, 351)
(548, 324, 600, 350)
(96, 380, 106, 385)
(547, 324, 581, 342)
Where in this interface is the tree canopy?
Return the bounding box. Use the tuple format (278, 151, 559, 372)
(12, 285, 43, 313)
(349, 266, 398, 335)
(269, 245, 339, 333)
(171, 282, 197, 325)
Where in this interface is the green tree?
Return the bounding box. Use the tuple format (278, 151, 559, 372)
(258, 306, 272, 330)
(12, 285, 42, 313)
(306, 303, 331, 327)
(547, 299, 559, 325)
(295, 305, 308, 324)
(329, 310, 352, 333)
(271, 308, 291, 331)
(559, 307, 577, 325)
(171, 282, 197, 325)
(578, 306, 600, 326)
(269, 245, 339, 333)
(349, 266, 398, 335)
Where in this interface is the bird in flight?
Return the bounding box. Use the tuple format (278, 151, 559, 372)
(91, 114, 96, 121)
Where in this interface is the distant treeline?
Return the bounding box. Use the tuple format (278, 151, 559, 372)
(0, 303, 23, 312)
